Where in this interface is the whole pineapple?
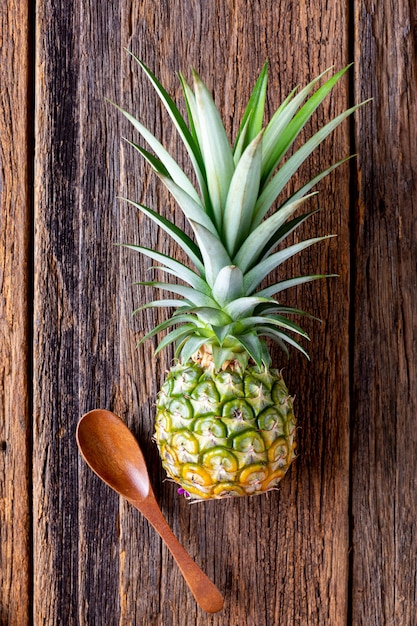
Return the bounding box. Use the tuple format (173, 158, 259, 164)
(119, 55, 359, 500)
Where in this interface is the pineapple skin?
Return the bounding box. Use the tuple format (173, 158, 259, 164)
(155, 360, 296, 500)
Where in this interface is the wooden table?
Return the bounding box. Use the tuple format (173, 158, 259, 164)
(2, 1, 416, 624)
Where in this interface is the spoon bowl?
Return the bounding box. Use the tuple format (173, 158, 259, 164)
(76, 409, 150, 501)
(76, 409, 224, 614)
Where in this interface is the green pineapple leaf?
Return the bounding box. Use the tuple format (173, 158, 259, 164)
(254, 100, 368, 227)
(243, 235, 336, 294)
(192, 69, 235, 230)
(234, 60, 268, 153)
(154, 325, 197, 355)
(212, 345, 237, 370)
(184, 306, 233, 326)
(124, 140, 170, 177)
(223, 131, 263, 256)
(178, 335, 212, 363)
(256, 304, 320, 323)
(130, 54, 210, 206)
(122, 198, 204, 274)
(231, 333, 269, 369)
(188, 220, 232, 287)
(233, 194, 315, 272)
(224, 296, 276, 321)
(123, 244, 211, 293)
(258, 209, 321, 262)
(116, 105, 201, 203)
(235, 315, 310, 339)
(258, 326, 310, 359)
(211, 324, 234, 345)
(261, 66, 346, 185)
(137, 314, 203, 345)
(232, 117, 251, 165)
(178, 72, 201, 148)
(257, 274, 338, 298)
(279, 155, 353, 207)
(134, 299, 191, 312)
(211, 265, 245, 307)
(136, 281, 218, 308)
(157, 174, 218, 234)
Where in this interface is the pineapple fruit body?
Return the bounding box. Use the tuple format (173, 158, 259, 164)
(155, 356, 296, 500)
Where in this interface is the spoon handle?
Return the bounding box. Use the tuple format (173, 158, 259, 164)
(131, 499, 224, 614)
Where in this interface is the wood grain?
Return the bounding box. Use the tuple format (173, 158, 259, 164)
(0, 2, 31, 624)
(352, 1, 417, 624)
(33, 1, 122, 623)
(2, 0, 416, 624)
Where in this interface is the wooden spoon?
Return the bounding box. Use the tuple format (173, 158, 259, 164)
(76, 409, 224, 614)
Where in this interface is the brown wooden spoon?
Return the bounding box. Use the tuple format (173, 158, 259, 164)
(76, 408, 224, 614)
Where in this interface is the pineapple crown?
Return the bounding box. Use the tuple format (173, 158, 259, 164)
(117, 54, 363, 370)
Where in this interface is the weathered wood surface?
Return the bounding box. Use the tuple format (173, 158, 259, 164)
(352, 1, 417, 625)
(1, 0, 416, 624)
(0, 2, 31, 625)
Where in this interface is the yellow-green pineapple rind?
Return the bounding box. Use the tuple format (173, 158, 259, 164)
(154, 360, 296, 500)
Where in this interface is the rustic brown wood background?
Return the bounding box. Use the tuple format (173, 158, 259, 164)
(1, 1, 416, 624)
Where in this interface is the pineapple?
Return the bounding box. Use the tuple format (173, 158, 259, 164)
(118, 55, 360, 500)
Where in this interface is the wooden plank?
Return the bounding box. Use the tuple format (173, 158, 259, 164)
(116, 1, 352, 624)
(33, 1, 122, 623)
(352, 1, 417, 624)
(76, 3, 123, 623)
(0, 2, 31, 624)
(33, 2, 83, 622)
